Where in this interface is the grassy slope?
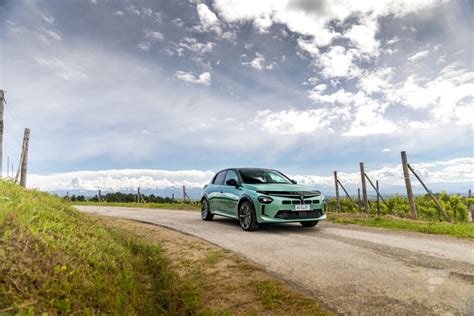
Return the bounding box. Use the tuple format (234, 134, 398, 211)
(327, 213, 474, 240)
(0, 181, 197, 314)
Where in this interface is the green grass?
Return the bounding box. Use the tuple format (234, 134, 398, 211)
(327, 213, 474, 240)
(0, 180, 199, 314)
(71, 200, 200, 211)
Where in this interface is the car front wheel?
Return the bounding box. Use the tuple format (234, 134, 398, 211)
(300, 221, 318, 227)
(239, 201, 259, 231)
(201, 199, 214, 221)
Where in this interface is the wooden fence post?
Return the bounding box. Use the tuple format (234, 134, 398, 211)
(334, 171, 340, 212)
(360, 162, 369, 214)
(401, 151, 417, 219)
(358, 188, 361, 213)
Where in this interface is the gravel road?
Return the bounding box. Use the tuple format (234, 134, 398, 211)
(76, 205, 474, 315)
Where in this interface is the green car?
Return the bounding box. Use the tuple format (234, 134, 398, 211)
(200, 168, 326, 231)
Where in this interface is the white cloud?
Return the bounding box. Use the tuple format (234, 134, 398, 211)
(254, 108, 332, 135)
(114, 10, 125, 16)
(172, 18, 184, 27)
(145, 30, 164, 40)
(381, 148, 391, 152)
(342, 97, 398, 137)
(318, 46, 361, 79)
(408, 121, 433, 129)
(407, 50, 429, 62)
(126, 5, 141, 15)
(196, 3, 222, 34)
(179, 37, 215, 54)
(213, 0, 443, 50)
(358, 67, 393, 95)
(34, 56, 87, 80)
(142, 8, 153, 16)
(43, 29, 62, 41)
(42, 15, 54, 24)
(29, 169, 215, 191)
(309, 88, 354, 105)
(137, 41, 151, 50)
(253, 15, 272, 33)
(344, 18, 380, 57)
(221, 31, 236, 41)
(174, 71, 211, 85)
(242, 53, 265, 70)
(391, 63, 474, 125)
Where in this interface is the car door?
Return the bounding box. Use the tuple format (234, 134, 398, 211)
(208, 170, 226, 214)
(221, 170, 241, 218)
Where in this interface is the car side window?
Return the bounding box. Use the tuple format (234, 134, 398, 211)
(224, 170, 238, 185)
(213, 171, 227, 185)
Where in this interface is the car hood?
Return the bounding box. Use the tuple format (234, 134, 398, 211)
(241, 183, 320, 193)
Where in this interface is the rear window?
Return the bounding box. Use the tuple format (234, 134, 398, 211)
(213, 171, 227, 185)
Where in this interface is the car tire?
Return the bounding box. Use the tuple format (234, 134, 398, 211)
(239, 201, 259, 231)
(300, 221, 318, 227)
(201, 199, 214, 221)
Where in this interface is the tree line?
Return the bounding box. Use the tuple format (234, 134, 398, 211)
(65, 192, 176, 203)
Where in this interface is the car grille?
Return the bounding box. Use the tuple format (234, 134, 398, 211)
(275, 209, 323, 220)
(282, 199, 320, 205)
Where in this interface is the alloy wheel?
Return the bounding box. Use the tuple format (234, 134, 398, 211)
(201, 200, 209, 219)
(240, 203, 251, 229)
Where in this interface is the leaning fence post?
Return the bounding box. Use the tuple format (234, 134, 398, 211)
(407, 163, 449, 222)
(376, 180, 380, 216)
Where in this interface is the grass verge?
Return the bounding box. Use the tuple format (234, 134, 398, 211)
(327, 213, 474, 240)
(71, 201, 200, 211)
(0, 181, 199, 314)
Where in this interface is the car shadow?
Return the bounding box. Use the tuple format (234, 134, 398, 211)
(211, 217, 323, 234)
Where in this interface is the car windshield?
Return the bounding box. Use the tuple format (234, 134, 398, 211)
(238, 169, 293, 184)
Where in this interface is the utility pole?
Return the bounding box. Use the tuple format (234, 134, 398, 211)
(19, 128, 30, 187)
(334, 171, 340, 212)
(360, 162, 369, 214)
(6, 156, 9, 178)
(401, 151, 417, 219)
(183, 185, 186, 202)
(0, 90, 4, 178)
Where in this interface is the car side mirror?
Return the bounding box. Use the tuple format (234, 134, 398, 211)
(291, 179, 297, 184)
(226, 179, 238, 186)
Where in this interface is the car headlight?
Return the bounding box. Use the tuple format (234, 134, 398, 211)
(258, 196, 273, 204)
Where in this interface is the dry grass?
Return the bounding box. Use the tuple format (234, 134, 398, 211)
(99, 217, 332, 315)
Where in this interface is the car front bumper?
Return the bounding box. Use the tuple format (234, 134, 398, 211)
(254, 195, 326, 223)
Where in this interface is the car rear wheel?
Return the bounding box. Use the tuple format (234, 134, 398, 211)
(300, 221, 318, 227)
(201, 199, 214, 221)
(239, 201, 259, 231)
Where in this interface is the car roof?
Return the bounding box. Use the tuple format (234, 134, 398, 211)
(217, 167, 278, 173)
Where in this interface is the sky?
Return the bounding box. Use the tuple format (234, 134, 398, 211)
(0, 0, 472, 196)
